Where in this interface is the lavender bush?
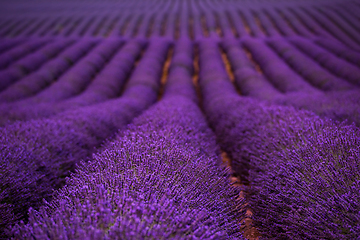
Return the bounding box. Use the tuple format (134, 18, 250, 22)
(0, 39, 73, 91)
(264, 9, 297, 37)
(291, 37, 360, 86)
(303, 7, 360, 50)
(242, 37, 319, 94)
(0, 39, 51, 70)
(315, 38, 360, 67)
(199, 39, 360, 239)
(0, 39, 98, 102)
(0, 39, 24, 54)
(221, 39, 360, 127)
(277, 8, 314, 38)
(0, 38, 170, 236)
(26, 38, 122, 103)
(221, 38, 282, 101)
(0, 39, 143, 126)
(1, 1, 360, 239)
(12, 39, 243, 239)
(13, 96, 244, 240)
(267, 38, 354, 91)
(275, 90, 360, 127)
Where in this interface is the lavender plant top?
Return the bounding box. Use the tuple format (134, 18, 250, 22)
(198, 37, 360, 240)
(205, 94, 360, 239)
(0, 39, 170, 237)
(13, 96, 244, 240)
(1, 0, 360, 238)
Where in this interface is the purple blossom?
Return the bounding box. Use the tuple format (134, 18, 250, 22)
(0, 39, 51, 69)
(242, 37, 320, 94)
(11, 38, 243, 239)
(0, 38, 170, 236)
(291, 37, 360, 86)
(267, 38, 354, 91)
(199, 39, 360, 239)
(315, 38, 360, 67)
(221, 38, 281, 101)
(12, 96, 244, 240)
(0, 39, 98, 102)
(0, 39, 73, 91)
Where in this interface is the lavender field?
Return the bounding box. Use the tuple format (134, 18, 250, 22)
(0, 0, 359, 239)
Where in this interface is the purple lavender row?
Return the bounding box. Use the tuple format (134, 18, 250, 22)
(337, 2, 360, 21)
(90, 13, 122, 37)
(22, 38, 122, 104)
(267, 38, 355, 91)
(198, 38, 247, 178)
(201, 1, 225, 38)
(164, 5, 177, 39)
(168, 0, 183, 39)
(199, 39, 238, 103)
(163, 39, 197, 102)
(149, 11, 164, 38)
(291, 37, 360, 86)
(289, 8, 333, 39)
(0, 39, 74, 92)
(245, 111, 360, 239)
(0, 39, 24, 55)
(264, 8, 297, 37)
(338, 3, 360, 29)
(13, 40, 243, 239)
(15, 17, 45, 38)
(304, 7, 360, 50)
(242, 38, 320, 94)
(238, 9, 254, 37)
(98, 14, 120, 37)
(216, 11, 235, 39)
(108, 13, 131, 37)
(39, 15, 69, 37)
(178, 1, 190, 39)
(0, 39, 98, 103)
(221, 40, 360, 126)
(56, 16, 85, 37)
(255, 10, 281, 37)
(0, 38, 50, 70)
(277, 8, 315, 38)
(72, 39, 143, 102)
(190, 1, 204, 40)
(197, 1, 219, 40)
(225, 9, 248, 38)
(99, 15, 123, 37)
(29, 16, 63, 37)
(317, 7, 360, 46)
(0, 19, 21, 37)
(123, 13, 142, 38)
(221, 38, 281, 100)
(221, 39, 360, 126)
(5, 18, 36, 38)
(275, 89, 360, 127)
(0, 40, 143, 126)
(315, 38, 360, 67)
(198, 39, 360, 239)
(207, 95, 360, 239)
(67, 16, 94, 37)
(82, 15, 106, 37)
(135, 10, 159, 39)
(13, 96, 243, 240)
(0, 38, 170, 237)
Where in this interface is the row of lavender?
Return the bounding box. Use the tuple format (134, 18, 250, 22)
(1, 1, 360, 49)
(0, 35, 359, 127)
(1, 36, 359, 239)
(198, 39, 360, 239)
(2, 39, 244, 239)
